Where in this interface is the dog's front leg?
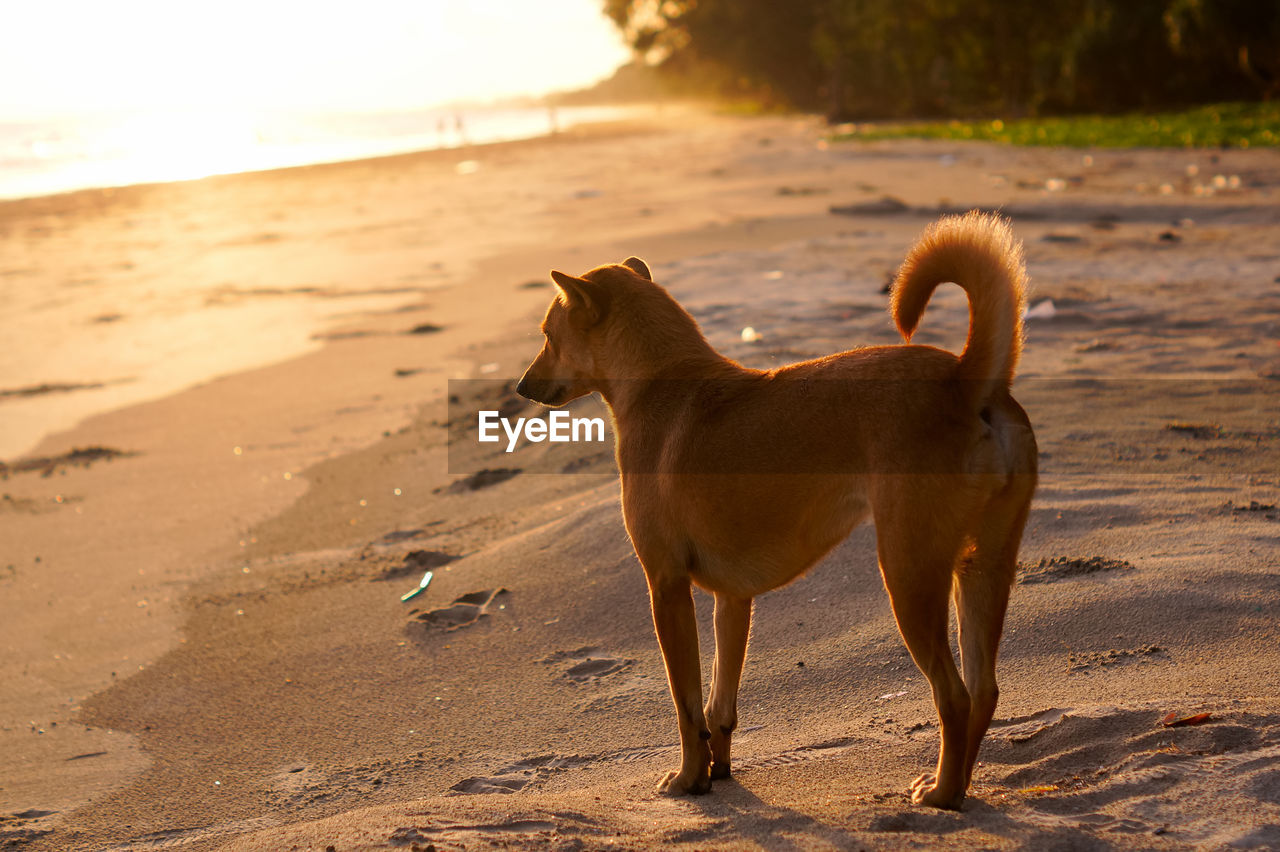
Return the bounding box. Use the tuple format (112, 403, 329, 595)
(706, 593, 752, 779)
(646, 574, 713, 795)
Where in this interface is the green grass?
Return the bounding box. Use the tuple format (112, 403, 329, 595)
(832, 102, 1280, 148)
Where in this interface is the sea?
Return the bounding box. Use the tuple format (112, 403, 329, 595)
(0, 103, 641, 201)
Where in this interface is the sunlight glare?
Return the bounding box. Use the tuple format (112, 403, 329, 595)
(2, 1, 632, 116)
(94, 111, 267, 184)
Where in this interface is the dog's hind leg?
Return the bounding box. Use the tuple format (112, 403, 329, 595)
(645, 572, 713, 795)
(876, 522, 971, 810)
(954, 485, 1032, 788)
(705, 593, 752, 779)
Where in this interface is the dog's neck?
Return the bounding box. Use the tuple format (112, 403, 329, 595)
(595, 350, 747, 424)
(588, 282, 746, 420)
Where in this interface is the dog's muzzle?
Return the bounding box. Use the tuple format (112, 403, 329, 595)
(516, 375, 563, 405)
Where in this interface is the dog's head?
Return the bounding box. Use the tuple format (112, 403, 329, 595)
(516, 256, 651, 406)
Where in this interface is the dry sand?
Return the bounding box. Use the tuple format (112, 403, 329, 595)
(2, 111, 1279, 851)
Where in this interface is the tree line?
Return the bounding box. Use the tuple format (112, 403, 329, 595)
(601, 0, 1279, 118)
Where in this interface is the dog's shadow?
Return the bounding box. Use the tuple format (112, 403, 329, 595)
(684, 779, 1125, 850)
(670, 778, 872, 850)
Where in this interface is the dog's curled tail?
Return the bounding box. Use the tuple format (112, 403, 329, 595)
(892, 211, 1028, 409)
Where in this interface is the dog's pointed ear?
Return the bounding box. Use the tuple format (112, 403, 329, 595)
(550, 270, 590, 305)
(621, 256, 651, 281)
(550, 270, 609, 326)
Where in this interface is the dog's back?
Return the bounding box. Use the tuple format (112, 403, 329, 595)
(618, 213, 1035, 599)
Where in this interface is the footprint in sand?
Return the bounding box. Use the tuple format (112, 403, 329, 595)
(376, 527, 430, 544)
(1067, 644, 1168, 674)
(0, 809, 58, 848)
(1017, 555, 1133, 585)
(540, 647, 634, 683)
(1218, 499, 1279, 520)
(436, 467, 522, 495)
(376, 548, 459, 581)
(867, 810, 964, 834)
(266, 763, 327, 808)
(539, 647, 653, 712)
(407, 588, 508, 632)
(386, 813, 607, 851)
(450, 755, 594, 795)
(723, 732, 865, 774)
(564, 657, 630, 681)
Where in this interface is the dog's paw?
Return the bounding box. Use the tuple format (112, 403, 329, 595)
(658, 768, 712, 796)
(707, 720, 733, 779)
(909, 772, 964, 810)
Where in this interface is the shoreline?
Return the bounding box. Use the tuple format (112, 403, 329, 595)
(0, 104, 665, 205)
(0, 110, 682, 462)
(3, 114, 1279, 851)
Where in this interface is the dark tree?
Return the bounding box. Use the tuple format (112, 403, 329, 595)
(603, 0, 1274, 118)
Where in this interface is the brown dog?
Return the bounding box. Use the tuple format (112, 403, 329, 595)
(516, 212, 1037, 808)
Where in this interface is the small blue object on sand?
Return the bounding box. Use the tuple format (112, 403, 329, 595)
(401, 570, 433, 602)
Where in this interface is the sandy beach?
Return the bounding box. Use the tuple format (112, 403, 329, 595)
(2, 111, 1279, 851)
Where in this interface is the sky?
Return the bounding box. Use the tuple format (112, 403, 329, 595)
(1, 0, 634, 117)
